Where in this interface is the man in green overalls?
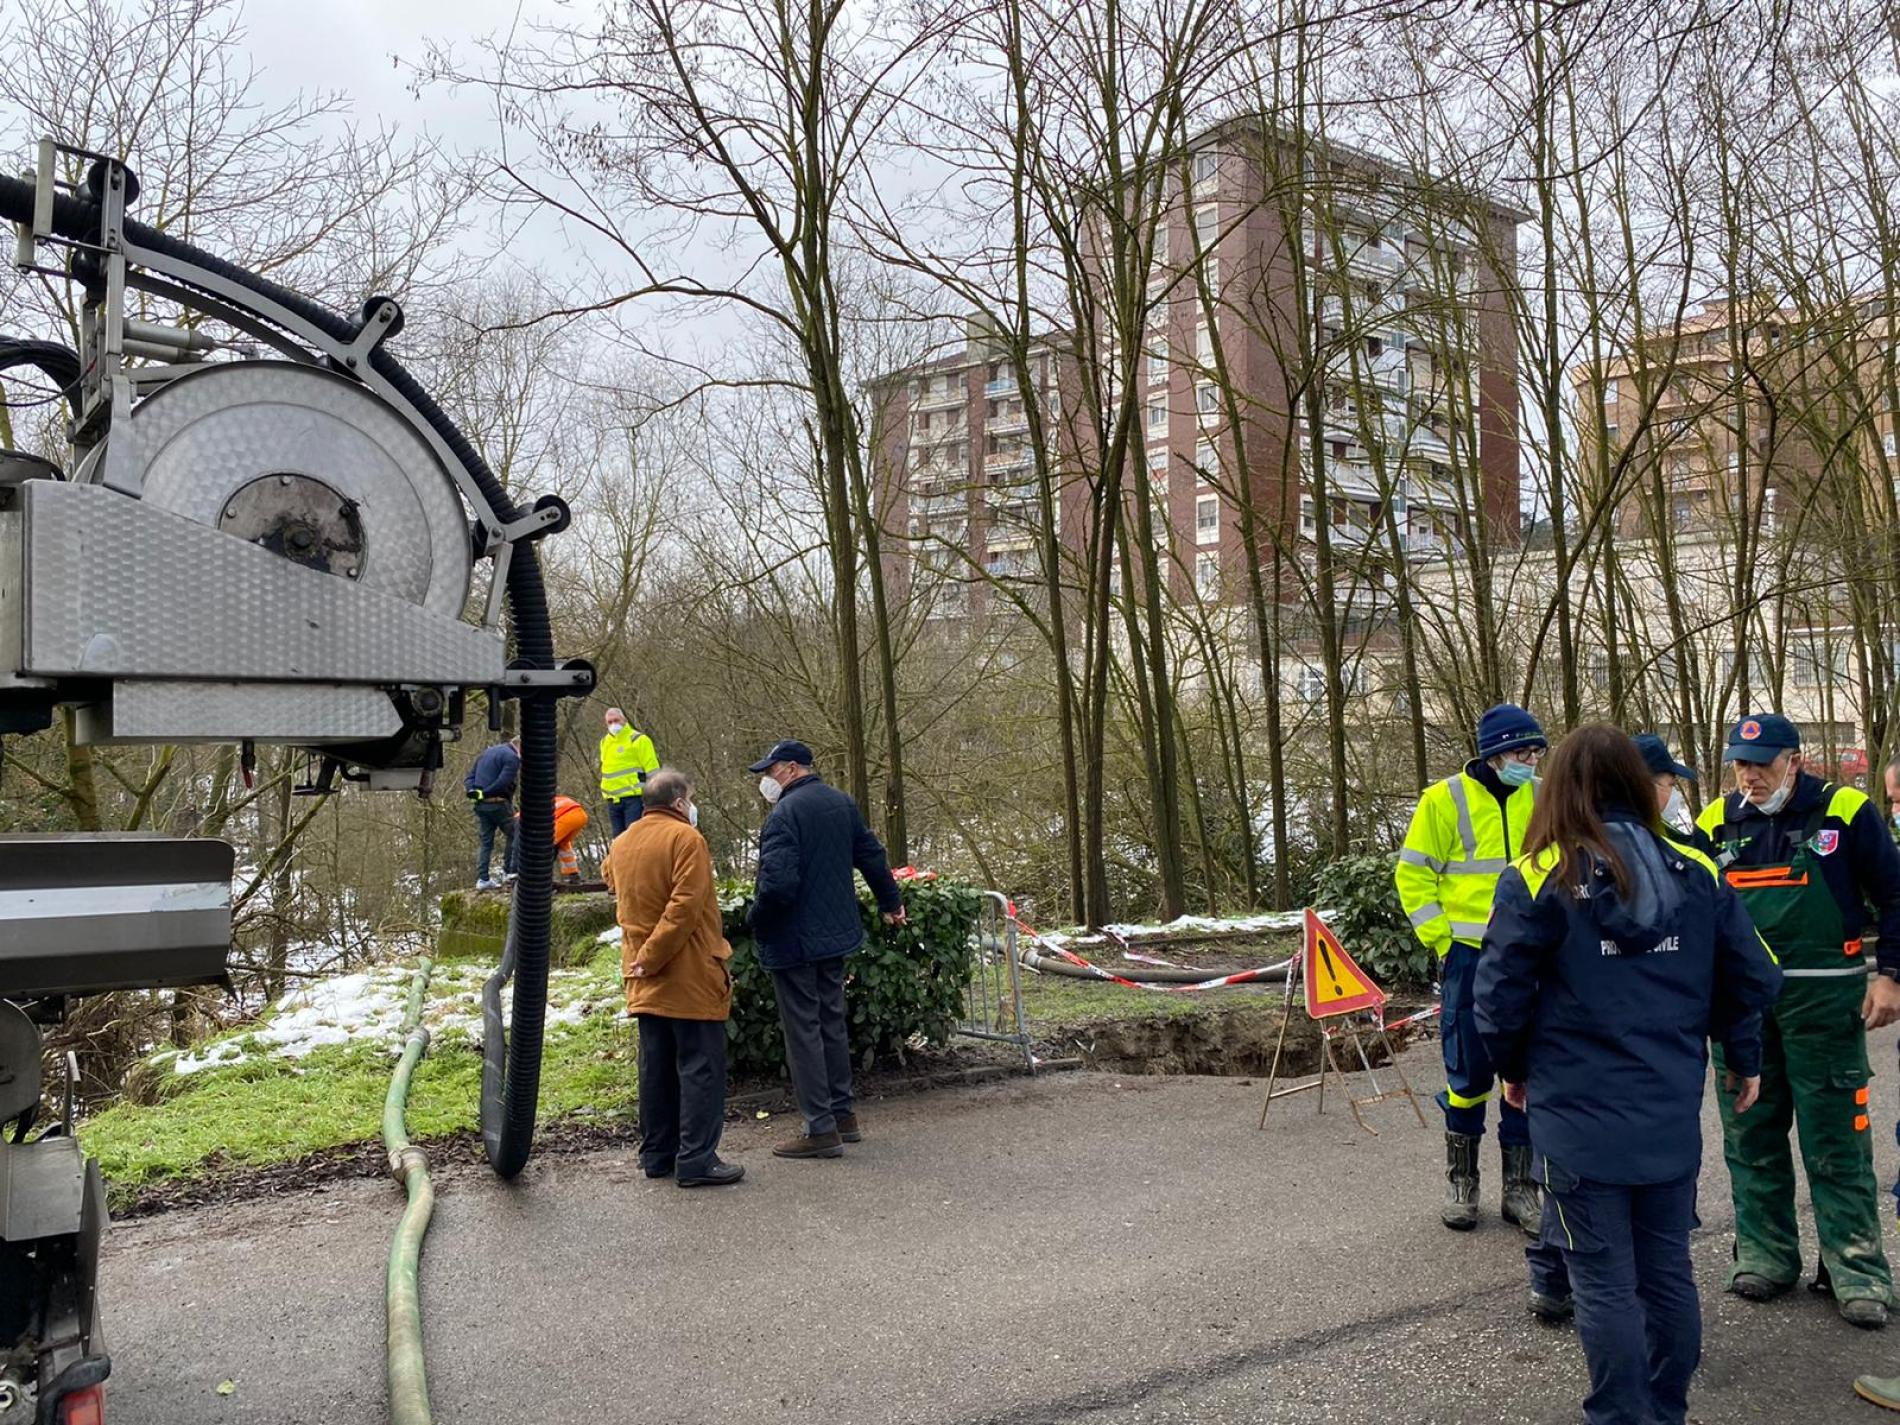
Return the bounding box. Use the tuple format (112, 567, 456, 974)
(1699, 714, 1900, 1330)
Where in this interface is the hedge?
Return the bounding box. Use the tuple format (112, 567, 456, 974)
(720, 878, 983, 1077)
(1313, 853, 1432, 990)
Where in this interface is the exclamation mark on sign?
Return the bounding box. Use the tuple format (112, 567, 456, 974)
(1318, 942, 1344, 997)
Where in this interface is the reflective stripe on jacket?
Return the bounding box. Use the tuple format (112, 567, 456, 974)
(599, 727, 660, 800)
(1697, 774, 1900, 974)
(1394, 763, 1536, 958)
(1475, 813, 1782, 1184)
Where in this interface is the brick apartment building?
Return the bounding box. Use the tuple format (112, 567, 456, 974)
(871, 124, 1525, 626)
(1588, 297, 1899, 540)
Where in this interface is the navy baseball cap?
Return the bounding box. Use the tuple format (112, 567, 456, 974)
(1633, 733, 1696, 783)
(1722, 714, 1800, 765)
(748, 739, 814, 773)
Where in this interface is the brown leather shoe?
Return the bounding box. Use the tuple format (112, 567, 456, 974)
(836, 1113, 862, 1144)
(772, 1131, 844, 1159)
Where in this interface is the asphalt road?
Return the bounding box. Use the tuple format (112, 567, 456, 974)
(99, 1037, 1900, 1424)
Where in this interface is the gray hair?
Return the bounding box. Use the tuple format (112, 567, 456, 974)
(644, 767, 692, 809)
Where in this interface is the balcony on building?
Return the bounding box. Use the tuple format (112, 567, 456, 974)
(914, 381, 968, 412)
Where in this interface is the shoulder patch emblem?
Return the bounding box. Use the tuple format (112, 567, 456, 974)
(1812, 829, 1841, 856)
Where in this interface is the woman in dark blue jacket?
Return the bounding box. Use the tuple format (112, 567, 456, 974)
(1475, 723, 1783, 1425)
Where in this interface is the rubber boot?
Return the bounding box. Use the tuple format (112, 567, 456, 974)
(1500, 1142, 1542, 1238)
(1856, 1374, 1900, 1411)
(1442, 1131, 1480, 1231)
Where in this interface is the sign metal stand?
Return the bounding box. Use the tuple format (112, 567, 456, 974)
(1258, 909, 1428, 1136)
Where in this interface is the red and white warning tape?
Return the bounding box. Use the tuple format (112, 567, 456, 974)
(1379, 1003, 1442, 1033)
(1007, 901, 1289, 994)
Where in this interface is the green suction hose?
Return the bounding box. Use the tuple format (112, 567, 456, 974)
(384, 958, 436, 1425)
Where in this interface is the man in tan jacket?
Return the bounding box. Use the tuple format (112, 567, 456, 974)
(602, 767, 741, 1188)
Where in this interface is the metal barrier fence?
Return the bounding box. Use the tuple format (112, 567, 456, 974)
(958, 891, 1034, 1072)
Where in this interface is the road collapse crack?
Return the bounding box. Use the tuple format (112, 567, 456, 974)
(961, 1214, 1744, 1425)
(956, 1277, 1532, 1425)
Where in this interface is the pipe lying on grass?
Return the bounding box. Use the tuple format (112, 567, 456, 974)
(384, 957, 436, 1425)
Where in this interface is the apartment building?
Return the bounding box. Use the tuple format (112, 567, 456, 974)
(870, 332, 1079, 619)
(1586, 297, 1900, 539)
(871, 124, 1525, 621)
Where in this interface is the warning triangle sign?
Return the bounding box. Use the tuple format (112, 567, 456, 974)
(1303, 908, 1386, 1019)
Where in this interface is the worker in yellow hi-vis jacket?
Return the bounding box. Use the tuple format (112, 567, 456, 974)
(600, 706, 660, 840)
(1394, 703, 1544, 1236)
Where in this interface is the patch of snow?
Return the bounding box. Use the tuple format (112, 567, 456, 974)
(1028, 911, 1307, 951)
(163, 960, 615, 1075)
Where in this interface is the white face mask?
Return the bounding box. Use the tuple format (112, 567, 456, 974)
(606, 721, 625, 736)
(1754, 763, 1796, 816)
(1662, 787, 1690, 829)
(686, 801, 700, 828)
(759, 774, 782, 805)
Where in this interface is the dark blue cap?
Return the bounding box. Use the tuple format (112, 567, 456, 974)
(1722, 713, 1800, 765)
(1475, 703, 1546, 759)
(1634, 733, 1696, 783)
(748, 739, 815, 773)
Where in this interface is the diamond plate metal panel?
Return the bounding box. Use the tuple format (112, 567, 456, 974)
(94, 361, 471, 618)
(74, 682, 403, 744)
(22, 481, 503, 684)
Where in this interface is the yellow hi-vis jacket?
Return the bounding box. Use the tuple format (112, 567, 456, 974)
(599, 726, 659, 801)
(1394, 766, 1537, 958)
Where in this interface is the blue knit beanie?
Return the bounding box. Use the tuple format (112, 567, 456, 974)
(1475, 704, 1546, 759)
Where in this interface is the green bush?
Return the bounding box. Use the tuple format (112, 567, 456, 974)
(1314, 853, 1432, 990)
(718, 878, 983, 1078)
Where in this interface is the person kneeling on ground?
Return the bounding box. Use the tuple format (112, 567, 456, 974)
(1475, 723, 1782, 1425)
(603, 767, 742, 1189)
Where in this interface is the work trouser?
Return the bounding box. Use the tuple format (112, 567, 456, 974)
(608, 796, 643, 839)
(1437, 941, 1529, 1144)
(636, 1014, 729, 1178)
(1527, 1150, 1574, 1301)
(473, 800, 516, 881)
(772, 957, 853, 1136)
(1540, 1157, 1701, 1425)
(1713, 978, 1891, 1303)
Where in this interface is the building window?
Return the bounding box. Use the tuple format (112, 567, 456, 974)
(1195, 550, 1220, 598)
(1604, 378, 1618, 405)
(1149, 340, 1168, 385)
(1149, 445, 1168, 479)
(1886, 431, 1897, 458)
(1197, 324, 1213, 362)
(1197, 384, 1220, 418)
(1108, 558, 1122, 597)
(1148, 399, 1168, 431)
(1194, 202, 1217, 245)
(1196, 494, 1220, 544)
(1299, 495, 1317, 537)
(1193, 149, 1217, 186)
(1195, 438, 1217, 477)
(1366, 335, 1384, 358)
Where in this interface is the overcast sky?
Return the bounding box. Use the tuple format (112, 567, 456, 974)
(237, 0, 769, 362)
(240, 0, 537, 149)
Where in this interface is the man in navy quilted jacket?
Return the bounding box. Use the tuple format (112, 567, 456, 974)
(747, 739, 905, 1159)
